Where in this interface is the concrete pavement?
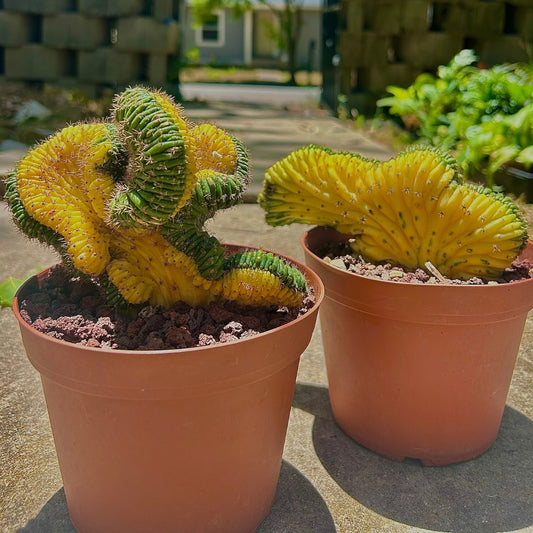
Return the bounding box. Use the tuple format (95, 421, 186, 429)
(180, 82, 321, 106)
(1, 89, 532, 533)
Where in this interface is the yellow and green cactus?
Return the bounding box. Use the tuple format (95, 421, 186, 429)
(5, 87, 307, 309)
(259, 145, 528, 280)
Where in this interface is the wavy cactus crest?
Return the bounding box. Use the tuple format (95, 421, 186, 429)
(259, 145, 529, 280)
(6, 87, 308, 308)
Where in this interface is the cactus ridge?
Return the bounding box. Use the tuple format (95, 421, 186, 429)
(99, 272, 133, 310)
(5, 170, 65, 250)
(162, 133, 250, 280)
(225, 250, 308, 293)
(217, 267, 304, 307)
(6, 87, 308, 309)
(260, 145, 528, 279)
(110, 87, 190, 228)
(10, 122, 120, 276)
(260, 145, 374, 229)
(399, 144, 462, 179)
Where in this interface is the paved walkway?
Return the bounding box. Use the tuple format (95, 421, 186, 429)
(1, 89, 532, 533)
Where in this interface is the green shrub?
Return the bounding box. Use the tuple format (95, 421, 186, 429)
(378, 50, 533, 185)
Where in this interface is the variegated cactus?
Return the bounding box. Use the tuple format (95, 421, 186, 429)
(5, 87, 307, 308)
(259, 145, 528, 280)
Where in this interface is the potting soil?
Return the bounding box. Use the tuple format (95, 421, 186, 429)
(18, 265, 316, 350)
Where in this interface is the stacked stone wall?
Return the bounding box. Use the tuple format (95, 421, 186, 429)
(339, 0, 533, 110)
(0, 0, 179, 95)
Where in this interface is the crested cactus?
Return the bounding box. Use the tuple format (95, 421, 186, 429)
(6, 87, 307, 309)
(259, 145, 529, 280)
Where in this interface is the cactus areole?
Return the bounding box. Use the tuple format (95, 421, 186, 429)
(6, 87, 308, 309)
(259, 145, 529, 280)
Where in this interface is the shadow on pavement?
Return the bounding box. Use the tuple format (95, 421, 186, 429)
(293, 382, 533, 533)
(17, 460, 335, 533)
(258, 461, 336, 532)
(17, 489, 75, 533)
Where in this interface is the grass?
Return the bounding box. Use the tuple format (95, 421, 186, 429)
(179, 66, 322, 87)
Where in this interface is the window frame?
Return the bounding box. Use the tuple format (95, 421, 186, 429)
(195, 10, 226, 47)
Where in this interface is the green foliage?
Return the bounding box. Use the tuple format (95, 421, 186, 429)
(191, 0, 251, 24)
(0, 277, 25, 308)
(377, 50, 533, 184)
(186, 47, 201, 64)
(463, 103, 533, 179)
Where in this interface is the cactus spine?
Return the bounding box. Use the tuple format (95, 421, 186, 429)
(260, 145, 528, 279)
(6, 87, 308, 308)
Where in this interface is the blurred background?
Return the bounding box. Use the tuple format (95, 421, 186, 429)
(0, 0, 531, 197)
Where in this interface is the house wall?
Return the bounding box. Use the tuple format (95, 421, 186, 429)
(250, 7, 322, 70)
(253, 10, 280, 60)
(184, 5, 322, 71)
(0, 0, 181, 96)
(297, 9, 321, 70)
(183, 8, 246, 65)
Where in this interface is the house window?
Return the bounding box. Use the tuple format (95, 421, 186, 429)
(196, 11, 225, 47)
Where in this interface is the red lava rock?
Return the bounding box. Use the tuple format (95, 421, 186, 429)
(20, 264, 315, 351)
(126, 320, 142, 337)
(165, 326, 196, 348)
(96, 305, 113, 318)
(240, 315, 261, 330)
(141, 332, 166, 351)
(206, 302, 235, 323)
(223, 321, 244, 335)
(26, 302, 50, 318)
(163, 310, 189, 326)
(503, 260, 532, 282)
(241, 329, 260, 339)
(198, 333, 217, 346)
(81, 295, 101, 311)
(140, 314, 166, 335)
(85, 338, 101, 348)
(218, 331, 239, 343)
(321, 242, 532, 286)
(200, 323, 217, 336)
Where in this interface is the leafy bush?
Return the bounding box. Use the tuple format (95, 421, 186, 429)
(377, 50, 533, 185)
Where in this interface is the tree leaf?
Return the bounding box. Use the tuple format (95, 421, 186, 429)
(489, 145, 520, 175)
(517, 146, 533, 167)
(0, 277, 25, 309)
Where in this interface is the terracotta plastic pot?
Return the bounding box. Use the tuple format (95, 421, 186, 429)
(13, 245, 323, 533)
(303, 226, 533, 466)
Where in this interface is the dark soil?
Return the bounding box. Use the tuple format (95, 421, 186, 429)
(18, 265, 315, 351)
(320, 241, 532, 285)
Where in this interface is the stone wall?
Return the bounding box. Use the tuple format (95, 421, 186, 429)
(0, 0, 180, 95)
(338, 0, 533, 111)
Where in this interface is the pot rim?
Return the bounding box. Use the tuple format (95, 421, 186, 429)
(13, 242, 324, 357)
(302, 226, 533, 291)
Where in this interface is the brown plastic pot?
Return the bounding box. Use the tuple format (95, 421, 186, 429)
(13, 245, 323, 533)
(303, 226, 533, 466)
